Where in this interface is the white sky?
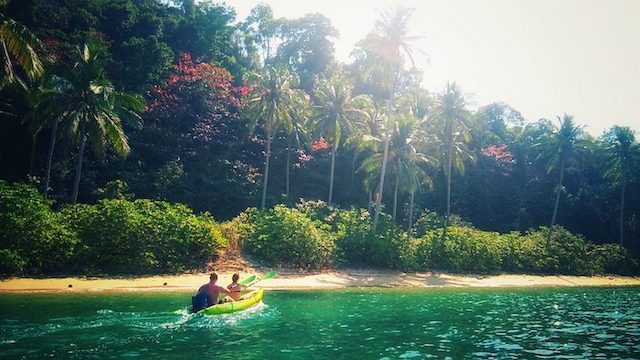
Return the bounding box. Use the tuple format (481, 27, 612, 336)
(219, 0, 640, 136)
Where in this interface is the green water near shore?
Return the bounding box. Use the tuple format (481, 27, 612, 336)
(1, 287, 639, 359)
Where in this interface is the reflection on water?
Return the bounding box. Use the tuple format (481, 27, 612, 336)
(0, 287, 639, 359)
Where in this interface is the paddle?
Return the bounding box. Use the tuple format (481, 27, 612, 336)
(238, 274, 256, 286)
(247, 271, 276, 287)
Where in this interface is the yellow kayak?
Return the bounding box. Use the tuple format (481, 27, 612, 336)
(197, 288, 264, 315)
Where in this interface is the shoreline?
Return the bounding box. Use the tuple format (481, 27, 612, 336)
(1, 270, 639, 292)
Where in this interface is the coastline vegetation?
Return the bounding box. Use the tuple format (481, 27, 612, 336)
(0, 1, 639, 278)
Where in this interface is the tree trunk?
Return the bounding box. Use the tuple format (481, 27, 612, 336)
(43, 121, 58, 199)
(392, 170, 399, 220)
(550, 156, 566, 226)
(260, 128, 273, 210)
(446, 139, 453, 217)
(515, 151, 530, 231)
(373, 69, 398, 231)
(29, 131, 39, 175)
(328, 147, 336, 204)
(350, 149, 357, 196)
(620, 168, 626, 245)
(367, 190, 372, 212)
(408, 190, 415, 232)
(71, 123, 87, 204)
(286, 134, 292, 199)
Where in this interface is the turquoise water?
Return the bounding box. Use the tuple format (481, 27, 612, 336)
(1, 287, 639, 359)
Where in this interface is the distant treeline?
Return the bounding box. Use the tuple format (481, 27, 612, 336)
(0, 0, 638, 259)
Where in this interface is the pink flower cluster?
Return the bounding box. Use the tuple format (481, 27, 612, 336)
(311, 137, 330, 152)
(482, 144, 515, 165)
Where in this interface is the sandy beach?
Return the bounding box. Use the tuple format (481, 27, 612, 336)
(1, 270, 639, 292)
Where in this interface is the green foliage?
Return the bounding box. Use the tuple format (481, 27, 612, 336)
(423, 226, 502, 274)
(524, 226, 589, 274)
(412, 209, 472, 237)
(245, 205, 335, 269)
(220, 207, 258, 249)
(61, 199, 223, 274)
(588, 243, 638, 275)
(95, 179, 134, 200)
(0, 181, 79, 276)
(297, 200, 417, 270)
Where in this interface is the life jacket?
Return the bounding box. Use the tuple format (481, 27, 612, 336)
(192, 287, 209, 312)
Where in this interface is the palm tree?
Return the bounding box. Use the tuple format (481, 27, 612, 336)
(36, 43, 143, 203)
(358, 112, 435, 223)
(539, 114, 583, 226)
(0, 0, 43, 88)
(22, 77, 64, 197)
(391, 113, 435, 228)
(283, 106, 308, 200)
(603, 126, 639, 245)
(428, 82, 474, 217)
(245, 65, 308, 209)
(313, 76, 371, 204)
(358, 7, 419, 230)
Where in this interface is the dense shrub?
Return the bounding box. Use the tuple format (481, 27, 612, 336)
(220, 207, 258, 250)
(588, 243, 639, 275)
(423, 226, 502, 273)
(61, 199, 224, 274)
(0, 181, 80, 276)
(245, 205, 336, 269)
(412, 209, 471, 237)
(294, 200, 417, 270)
(527, 226, 589, 274)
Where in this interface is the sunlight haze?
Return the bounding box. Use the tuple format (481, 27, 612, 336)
(222, 0, 640, 136)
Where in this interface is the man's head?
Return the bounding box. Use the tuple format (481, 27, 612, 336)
(232, 273, 239, 282)
(209, 273, 218, 282)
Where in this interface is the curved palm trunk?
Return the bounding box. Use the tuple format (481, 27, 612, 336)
(373, 68, 399, 231)
(619, 168, 626, 245)
(328, 148, 336, 204)
(71, 123, 87, 204)
(408, 190, 415, 232)
(260, 128, 273, 210)
(43, 121, 58, 199)
(392, 170, 399, 220)
(286, 134, 292, 199)
(367, 190, 372, 212)
(550, 156, 566, 226)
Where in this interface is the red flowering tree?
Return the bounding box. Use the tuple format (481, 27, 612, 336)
(482, 144, 515, 165)
(146, 53, 250, 149)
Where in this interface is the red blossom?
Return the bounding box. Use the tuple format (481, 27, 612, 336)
(482, 144, 515, 165)
(311, 137, 330, 152)
(145, 52, 248, 142)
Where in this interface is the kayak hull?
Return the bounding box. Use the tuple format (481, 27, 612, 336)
(198, 288, 263, 315)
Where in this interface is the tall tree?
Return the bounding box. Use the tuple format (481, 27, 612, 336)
(429, 82, 474, 217)
(356, 7, 419, 229)
(313, 75, 371, 204)
(42, 43, 143, 203)
(603, 126, 639, 245)
(540, 114, 583, 226)
(0, 0, 43, 88)
(245, 65, 307, 209)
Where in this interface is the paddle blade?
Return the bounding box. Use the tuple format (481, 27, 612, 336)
(262, 271, 276, 280)
(238, 274, 256, 286)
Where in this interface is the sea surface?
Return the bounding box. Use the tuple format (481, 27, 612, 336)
(1, 287, 639, 359)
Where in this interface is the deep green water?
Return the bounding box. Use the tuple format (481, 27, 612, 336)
(1, 287, 639, 359)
